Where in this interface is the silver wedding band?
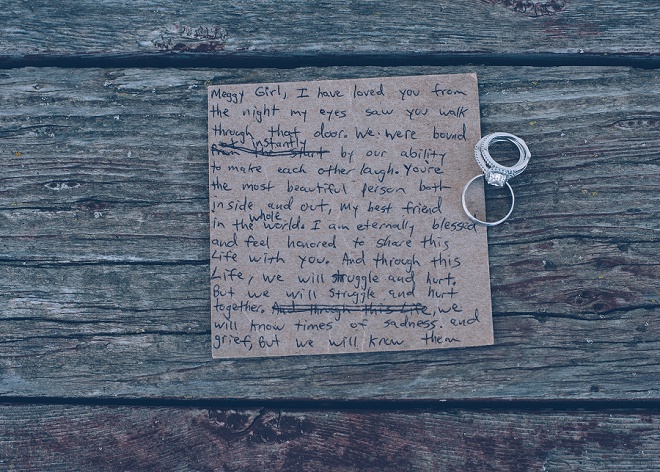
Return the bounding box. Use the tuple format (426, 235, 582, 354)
(462, 132, 530, 226)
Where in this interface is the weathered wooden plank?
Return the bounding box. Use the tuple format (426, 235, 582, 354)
(0, 1, 658, 63)
(1, 66, 658, 401)
(1, 67, 657, 249)
(0, 405, 658, 471)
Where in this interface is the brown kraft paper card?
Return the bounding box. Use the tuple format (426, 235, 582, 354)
(208, 73, 493, 358)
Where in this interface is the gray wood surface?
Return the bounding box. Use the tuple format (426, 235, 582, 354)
(1, 66, 658, 401)
(1, 1, 659, 469)
(0, 1, 658, 63)
(1, 404, 658, 471)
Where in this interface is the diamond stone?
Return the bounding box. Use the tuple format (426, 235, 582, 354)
(485, 171, 507, 187)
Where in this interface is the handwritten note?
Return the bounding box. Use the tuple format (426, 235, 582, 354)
(208, 73, 493, 358)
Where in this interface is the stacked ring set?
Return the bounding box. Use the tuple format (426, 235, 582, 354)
(462, 132, 531, 226)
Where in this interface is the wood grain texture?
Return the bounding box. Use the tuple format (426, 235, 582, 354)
(0, 1, 658, 63)
(0, 405, 658, 471)
(1, 66, 658, 401)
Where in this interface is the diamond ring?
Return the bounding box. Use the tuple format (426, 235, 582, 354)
(462, 132, 530, 226)
(474, 132, 530, 187)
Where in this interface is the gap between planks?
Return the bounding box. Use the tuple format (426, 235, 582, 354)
(0, 53, 659, 71)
